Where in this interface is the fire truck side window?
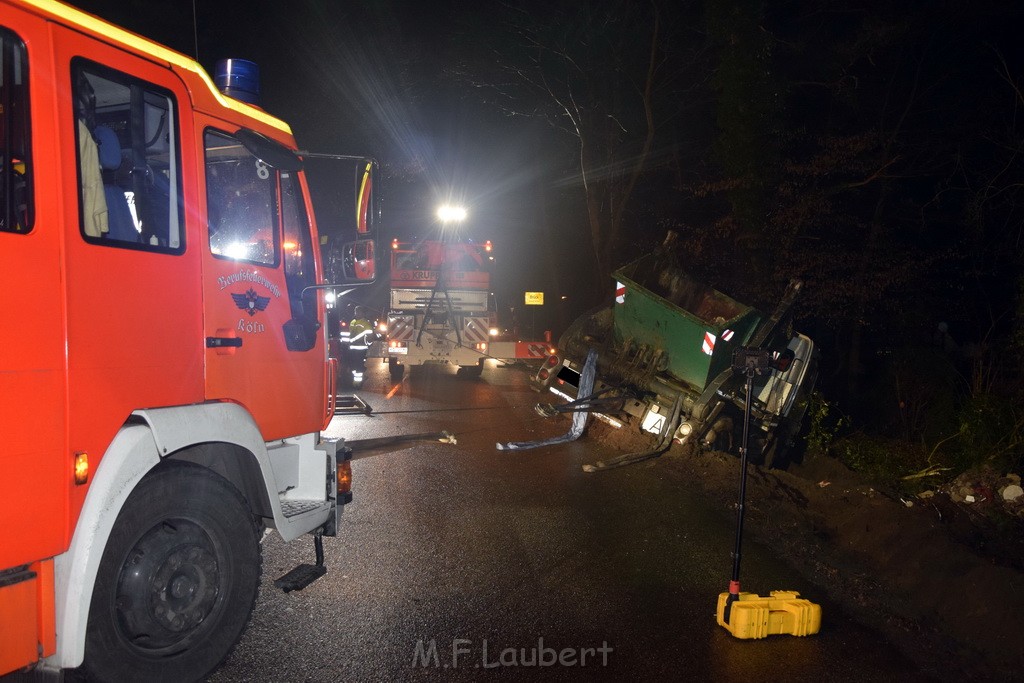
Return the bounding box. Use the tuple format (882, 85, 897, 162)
(72, 62, 183, 252)
(204, 130, 278, 266)
(281, 171, 317, 326)
(0, 28, 31, 234)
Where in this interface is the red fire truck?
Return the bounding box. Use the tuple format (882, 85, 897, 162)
(0, 1, 376, 680)
(384, 237, 555, 381)
(385, 237, 496, 380)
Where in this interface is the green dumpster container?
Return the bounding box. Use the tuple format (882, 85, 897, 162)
(612, 255, 763, 393)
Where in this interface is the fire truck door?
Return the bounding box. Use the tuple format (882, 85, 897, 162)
(58, 33, 204, 494)
(201, 127, 325, 440)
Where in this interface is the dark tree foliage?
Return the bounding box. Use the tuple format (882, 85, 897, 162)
(459, 0, 1024, 466)
(451, 0, 705, 292)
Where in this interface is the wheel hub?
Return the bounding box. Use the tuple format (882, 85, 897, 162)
(115, 520, 223, 652)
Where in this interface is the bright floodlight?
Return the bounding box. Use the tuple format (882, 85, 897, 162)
(437, 204, 468, 223)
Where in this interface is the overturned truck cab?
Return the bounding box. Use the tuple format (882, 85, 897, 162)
(534, 245, 818, 469)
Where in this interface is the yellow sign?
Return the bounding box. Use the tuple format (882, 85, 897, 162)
(525, 292, 544, 306)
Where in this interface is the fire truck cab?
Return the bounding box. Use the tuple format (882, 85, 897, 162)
(0, 1, 375, 680)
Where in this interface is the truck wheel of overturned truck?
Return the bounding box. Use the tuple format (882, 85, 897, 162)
(704, 413, 779, 468)
(81, 461, 261, 683)
(760, 417, 807, 470)
(738, 430, 794, 469)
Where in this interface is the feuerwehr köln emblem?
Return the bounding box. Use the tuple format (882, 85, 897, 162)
(231, 288, 271, 316)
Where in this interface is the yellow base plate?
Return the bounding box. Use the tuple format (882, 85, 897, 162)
(717, 591, 822, 639)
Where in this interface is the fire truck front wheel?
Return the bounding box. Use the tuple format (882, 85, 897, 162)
(81, 461, 261, 683)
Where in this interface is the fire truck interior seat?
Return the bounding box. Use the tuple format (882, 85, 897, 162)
(93, 125, 137, 242)
(142, 163, 172, 246)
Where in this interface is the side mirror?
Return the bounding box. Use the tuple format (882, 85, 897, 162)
(234, 128, 303, 172)
(337, 159, 378, 283)
(344, 239, 376, 280)
(326, 238, 375, 283)
(302, 154, 380, 285)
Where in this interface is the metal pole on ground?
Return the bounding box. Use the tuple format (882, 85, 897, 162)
(716, 346, 822, 639)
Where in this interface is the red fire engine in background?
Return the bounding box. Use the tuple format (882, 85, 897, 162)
(385, 238, 496, 380)
(0, 1, 377, 680)
(383, 238, 553, 382)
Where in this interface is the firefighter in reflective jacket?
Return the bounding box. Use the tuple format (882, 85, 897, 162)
(344, 307, 373, 386)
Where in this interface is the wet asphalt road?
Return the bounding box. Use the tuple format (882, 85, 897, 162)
(208, 360, 932, 682)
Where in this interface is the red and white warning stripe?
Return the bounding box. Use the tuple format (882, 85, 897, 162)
(615, 281, 626, 304)
(515, 342, 549, 358)
(702, 331, 716, 356)
(387, 316, 416, 341)
(462, 317, 490, 342)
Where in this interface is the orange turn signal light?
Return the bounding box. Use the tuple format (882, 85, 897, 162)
(74, 452, 89, 485)
(337, 461, 353, 495)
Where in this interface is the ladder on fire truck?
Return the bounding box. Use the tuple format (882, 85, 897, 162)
(415, 256, 462, 347)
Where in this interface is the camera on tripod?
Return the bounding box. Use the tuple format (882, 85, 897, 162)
(732, 346, 795, 374)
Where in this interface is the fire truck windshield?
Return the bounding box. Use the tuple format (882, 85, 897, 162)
(391, 241, 489, 274)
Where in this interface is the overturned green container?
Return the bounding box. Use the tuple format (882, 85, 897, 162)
(612, 254, 763, 393)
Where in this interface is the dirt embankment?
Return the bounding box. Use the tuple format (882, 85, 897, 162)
(590, 422, 1024, 681)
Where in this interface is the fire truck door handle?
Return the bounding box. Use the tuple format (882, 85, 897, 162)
(206, 336, 243, 348)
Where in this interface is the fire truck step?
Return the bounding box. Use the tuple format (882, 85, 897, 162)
(274, 532, 326, 592)
(334, 393, 373, 415)
(274, 563, 327, 593)
(280, 500, 325, 518)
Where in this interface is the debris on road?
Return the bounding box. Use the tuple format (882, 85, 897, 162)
(346, 430, 457, 456)
(1002, 484, 1023, 502)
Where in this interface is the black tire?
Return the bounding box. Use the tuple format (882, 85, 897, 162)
(704, 414, 735, 454)
(706, 412, 769, 465)
(762, 415, 807, 470)
(81, 461, 261, 683)
(710, 425, 735, 454)
(721, 418, 774, 467)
